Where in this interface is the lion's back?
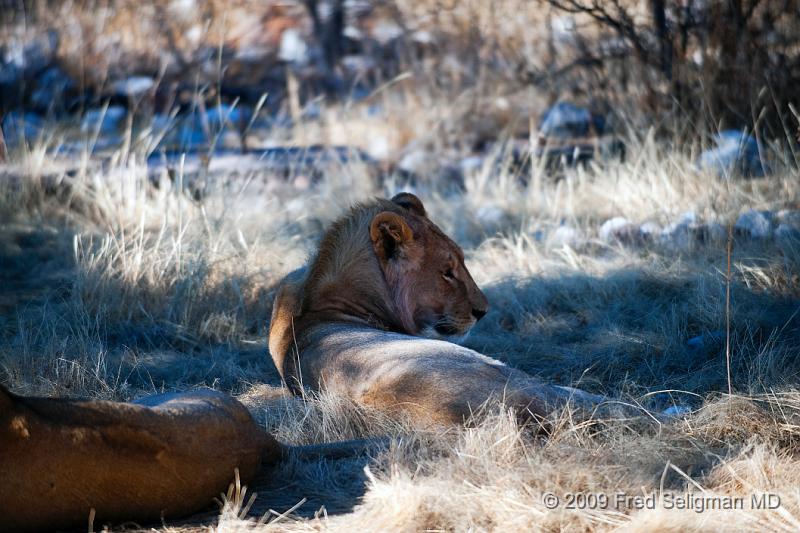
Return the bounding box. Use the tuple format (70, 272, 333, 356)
(296, 324, 561, 423)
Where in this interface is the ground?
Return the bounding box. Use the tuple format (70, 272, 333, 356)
(2, 117, 800, 531)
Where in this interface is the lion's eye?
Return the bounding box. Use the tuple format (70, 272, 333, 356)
(443, 268, 455, 281)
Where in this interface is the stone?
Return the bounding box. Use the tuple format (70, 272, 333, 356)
(147, 145, 377, 198)
(81, 106, 127, 134)
(278, 28, 309, 64)
(662, 405, 691, 418)
(701, 222, 727, 243)
(549, 224, 580, 247)
(155, 105, 253, 152)
(776, 209, 800, 229)
(111, 76, 155, 98)
(6, 30, 58, 74)
(660, 221, 691, 250)
(1, 111, 43, 146)
(370, 20, 404, 44)
(539, 102, 604, 138)
(775, 224, 800, 242)
(29, 66, 75, 112)
(599, 217, 641, 244)
(397, 147, 435, 176)
(735, 209, 772, 239)
(678, 211, 697, 224)
(697, 129, 767, 177)
(639, 221, 661, 239)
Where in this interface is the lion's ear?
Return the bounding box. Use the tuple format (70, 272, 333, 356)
(391, 192, 426, 217)
(370, 211, 414, 261)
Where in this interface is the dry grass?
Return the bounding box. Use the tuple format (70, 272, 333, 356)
(2, 1, 800, 531)
(2, 109, 800, 531)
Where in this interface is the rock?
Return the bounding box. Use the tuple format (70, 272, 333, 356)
(370, 20, 404, 44)
(5, 30, 58, 74)
(662, 405, 691, 418)
(549, 224, 580, 247)
(697, 129, 767, 177)
(81, 106, 127, 134)
(147, 145, 377, 198)
(776, 209, 800, 229)
(701, 222, 727, 243)
(775, 223, 800, 242)
(661, 221, 690, 250)
(394, 146, 464, 191)
(155, 105, 253, 152)
(677, 211, 697, 225)
(0, 31, 60, 110)
(204, 104, 249, 128)
(599, 217, 641, 244)
(29, 66, 75, 112)
(1, 111, 43, 146)
(533, 103, 621, 171)
(735, 209, 772, 238)
(278, 28, 309, 64)
(639, 221, 661, 239)
(660, 213, 725, 249)
(539, 102, 604, 139)
(660, 222, 726, 250)
(111, 76, 155, 98)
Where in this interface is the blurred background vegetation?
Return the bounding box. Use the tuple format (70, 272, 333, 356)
(1, 0, 798, 164)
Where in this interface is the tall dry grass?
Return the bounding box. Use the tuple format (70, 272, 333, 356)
(1, 100, 799, 530)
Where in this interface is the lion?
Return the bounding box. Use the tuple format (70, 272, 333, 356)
(269, 193, 610, 426)
(1, 382, 390, 531)
(0, 384, 281, 532)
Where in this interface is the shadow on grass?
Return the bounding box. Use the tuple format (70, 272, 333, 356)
(469, 266, 800, 405)
(0, 219, 286, 397)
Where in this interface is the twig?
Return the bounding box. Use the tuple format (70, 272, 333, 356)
(725, 223, 734, 397)
(0, 116, 6, 163)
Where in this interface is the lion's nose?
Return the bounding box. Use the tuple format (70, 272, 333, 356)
(472, 307, 487, 320)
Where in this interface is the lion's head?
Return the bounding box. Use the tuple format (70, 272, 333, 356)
(270, 193, 488, 374)
(368, 192, 488, 341)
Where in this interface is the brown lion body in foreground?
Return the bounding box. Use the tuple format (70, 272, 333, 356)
(1, 382, 388, 531)
(269, 193, 606, 425)
(0, 385, 282, 532)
